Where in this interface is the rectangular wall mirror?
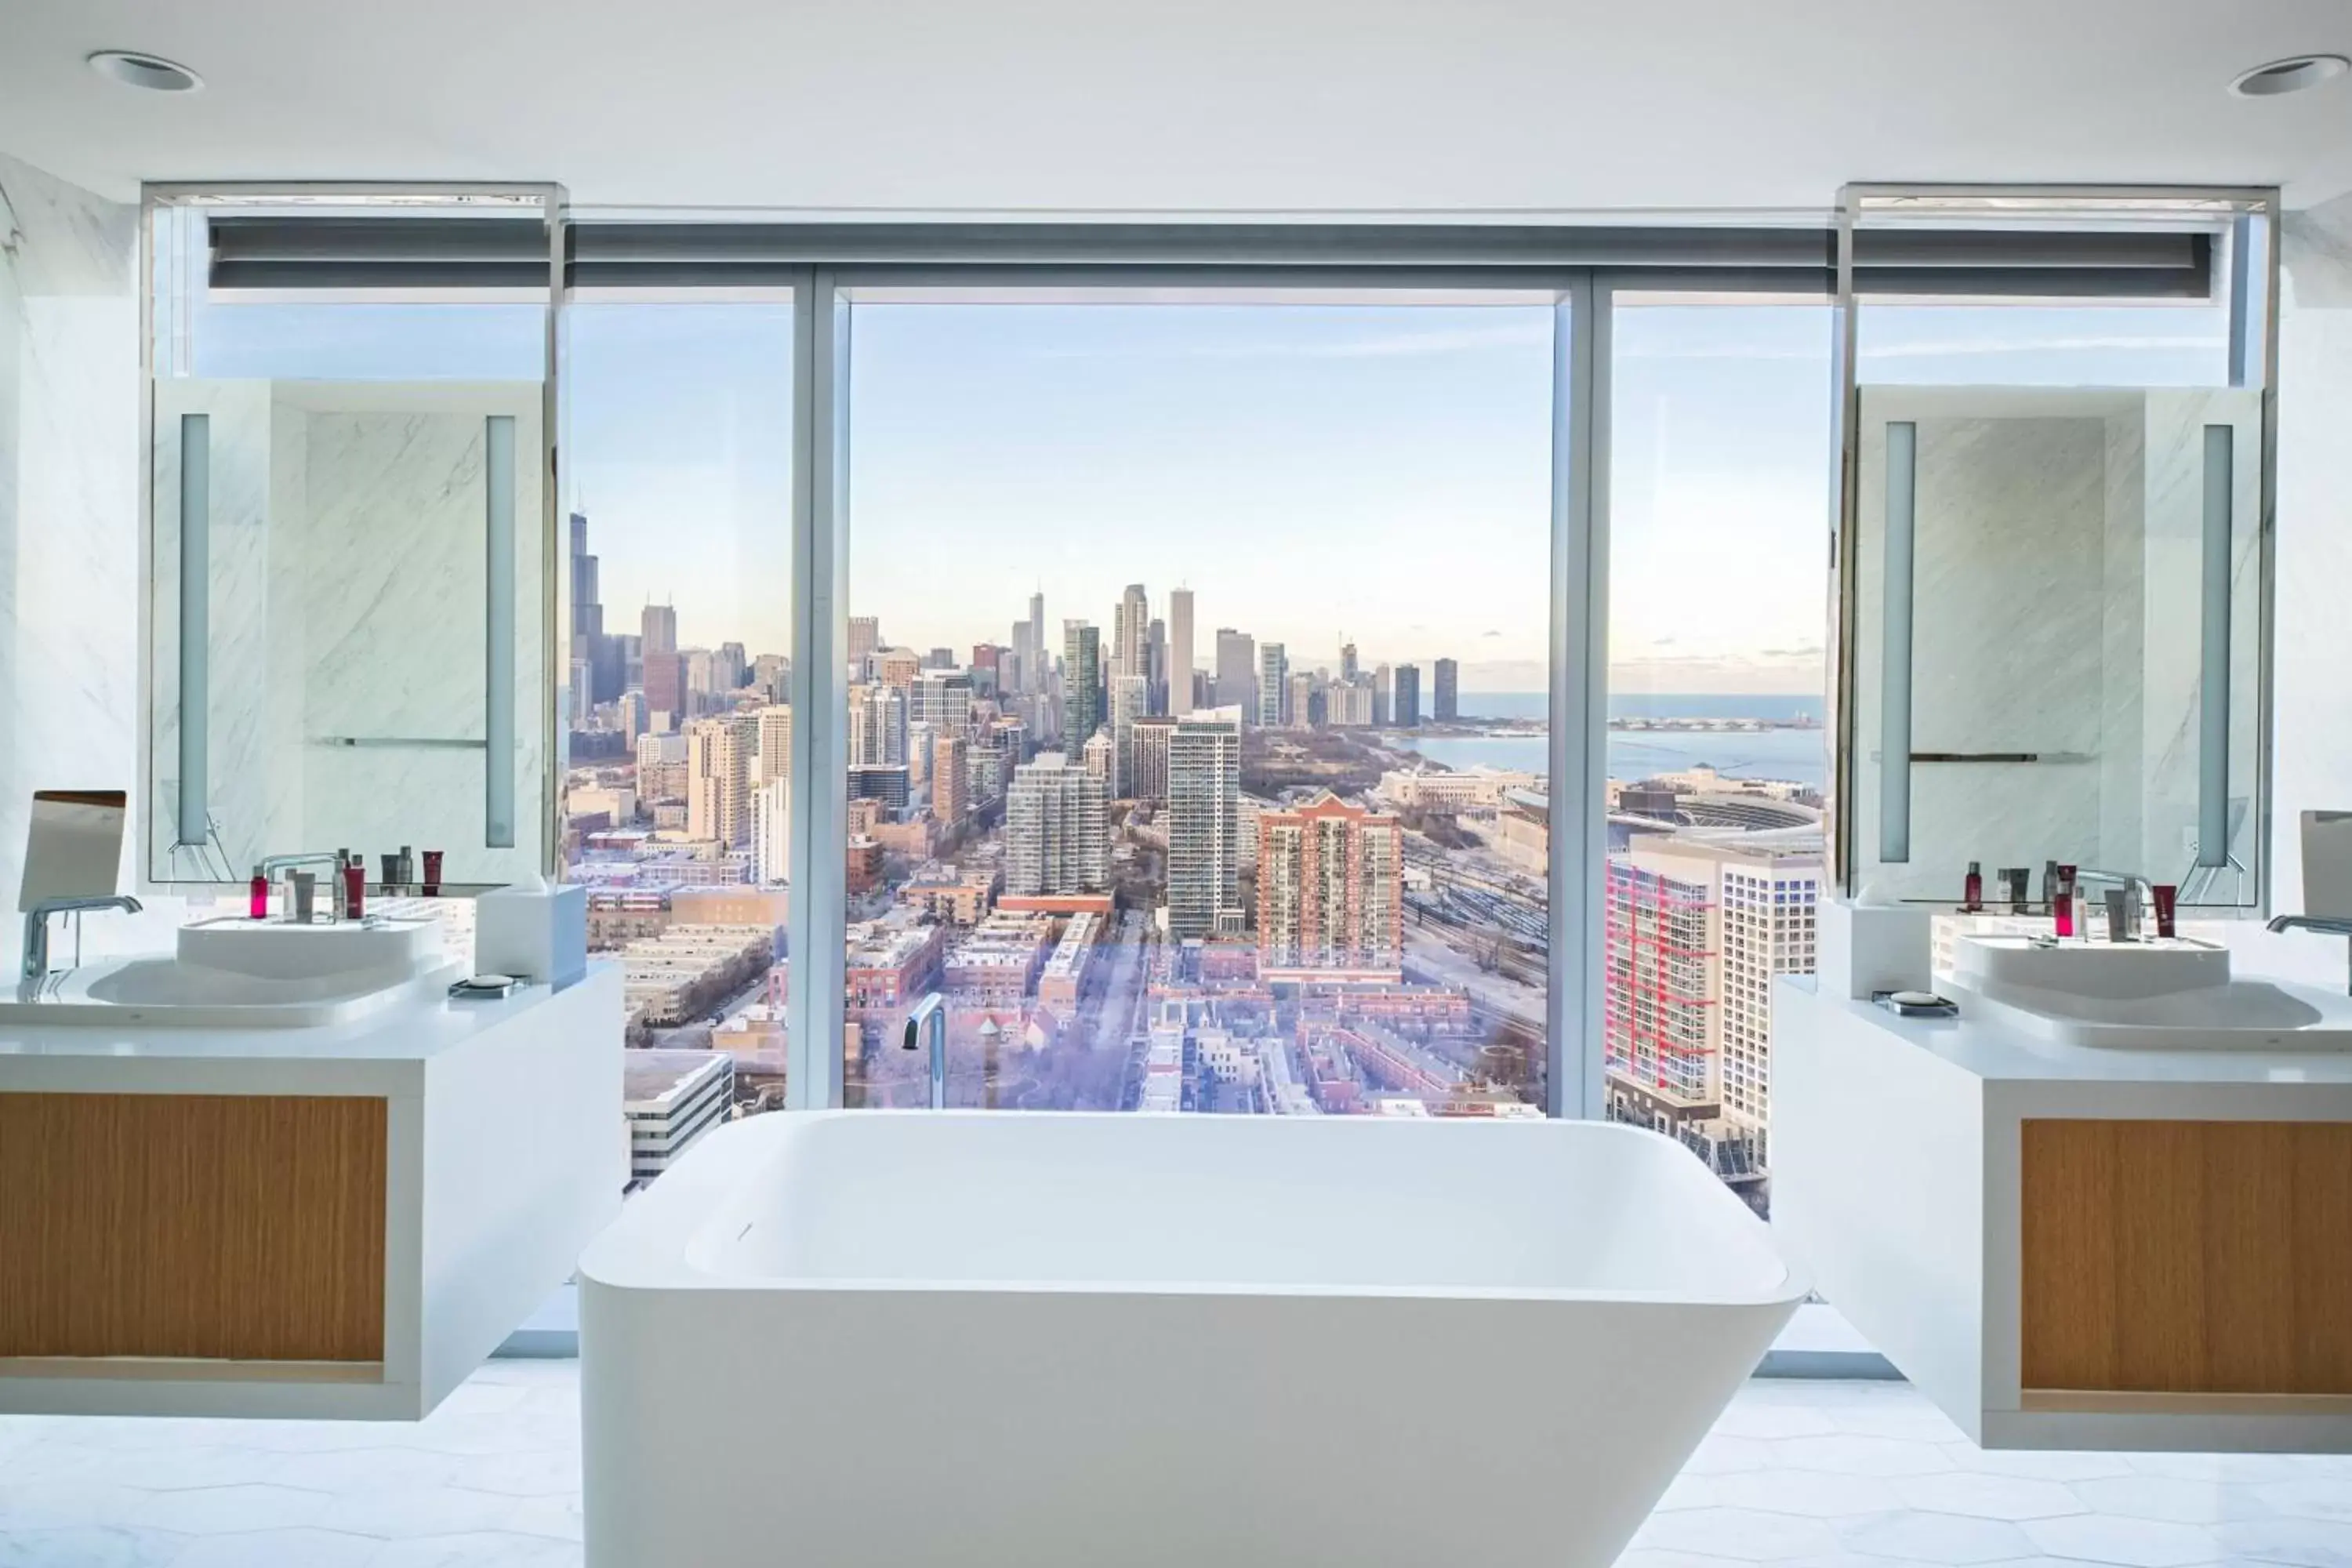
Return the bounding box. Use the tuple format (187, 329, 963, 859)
(1846, 386, 2266, 909)
(147, 380, 549, 887)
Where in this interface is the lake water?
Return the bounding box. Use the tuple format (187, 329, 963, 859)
(1399, 693, 1828, 793)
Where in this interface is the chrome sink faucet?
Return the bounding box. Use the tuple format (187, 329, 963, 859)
(902, 993, 949, 1109)
(2266, 914, 2352, 996)
(2074, 869, 2154, 939)
(21, 895, 144, 985)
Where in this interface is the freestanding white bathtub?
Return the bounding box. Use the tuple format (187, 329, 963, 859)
(579, 1111, 1802, 1568)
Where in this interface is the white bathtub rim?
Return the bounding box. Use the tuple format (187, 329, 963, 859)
(577, 1109, 1809, 1308)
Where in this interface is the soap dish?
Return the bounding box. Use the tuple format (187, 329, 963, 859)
(449, 973, 517, 1000)
(1873, 989, 1957, 1019)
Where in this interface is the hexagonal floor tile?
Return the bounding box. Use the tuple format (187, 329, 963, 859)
(0, 1526, 190, 1568)
(166, 1527, 387, 1568)
(1838, 1508, 2040, 1563)
(1891, 1472, 2089, 1522)
(128, 1483, 332, 1536)
(2020, 1513, 2223, 1568)
(372, 1531, 584, 1566)
(2069, 1475, 2274, 1525)
(2213, 1515, 2352, 1568)
(1633, 1506, 1843, 1561)
(1773, 1433, 1957, 1478)
(1711, 1469, 1904, 1518)
(2254, 1481, 2352, 1523)
(314, 1486, 521, 1541)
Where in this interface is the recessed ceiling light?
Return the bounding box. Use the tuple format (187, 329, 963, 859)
(2229, 54, 2349, 97)
(86, 50, 203, 93)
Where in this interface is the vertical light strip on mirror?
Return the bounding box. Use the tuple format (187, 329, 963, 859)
(2197, 423, 2232, 868)
(175, 412, 211, 847)
(485, 415, 517, 848)
(1878, 420, 1917, 864)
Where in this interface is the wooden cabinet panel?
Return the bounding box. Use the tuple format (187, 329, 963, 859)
(2021, 1119, 2352, 1396)
(0, 1092, 386, 1363)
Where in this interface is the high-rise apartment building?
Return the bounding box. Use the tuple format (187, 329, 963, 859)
(1166, 714, 1240, 938)
(1433, 658, 1459, 722)
(1109, 673, 1149, 797)
(1168, 588, 1195, 717)
(850, 683, 908, 768)
(717, 642, 747, 693)
(635, 730, 688, 804)
(1216, 628, 1258, 721)
(1257, 642, 1287, 728)
(1393, 664, 1421, 728)
(873, 647, 920, 689)
(1062, 621, 1103, 748)
(910, 670, 975, 737)
(1339, 641, 1358, 683)
(686, 713, 757, 848)
(1147, 619, 1167, 713)
(1005, 753, 1109, 896)
(1372, 664, 1392, 728)
(1129, 715, 1175, 804)
(755, 704, 793, 786)
(1080, 729, 1113, 787)
(1255, 793, 1403, 980)
(643, 652, 685, 724)
(932, 733, 969, 829)
(847, 615, 880, 679)
(751, 777, 791, 884)
(1602, 829, 1820, 1194)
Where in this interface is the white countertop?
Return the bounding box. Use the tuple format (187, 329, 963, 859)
(1779, 975, 2352, 1088)
(0, 962, 617, 1096)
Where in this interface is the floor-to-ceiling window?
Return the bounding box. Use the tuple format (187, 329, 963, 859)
(836, 294, 1557, 1113)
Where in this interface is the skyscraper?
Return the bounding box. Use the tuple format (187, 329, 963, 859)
(685, 714, 757, 848)
(1255, 792, 1404, 980)
(1109, 673, 1149, 797)
(850, 683, 908, 768)
(1257, 642, 1287, 729)
(1130, 715, 1176, 804)
(1005, 753, 1109, 896)
(1434, 657, 1459, 722)
(1287, 671, 1317, 731)
(1394, 663, 1421, 728)
(755, 703, 793, 787)
(1112, 583, 1149, 691)
(568, 512, 619, 704)
(909, 670, 974, 737)
(1215, 628, 1257, 721)
(1166, 714, 1240, 938)
(1062, 621, 1103, 748)
(641, 601, 677, 655)
(847, 616, 880, 679)
(751, 777, 791, 884)
(1168, 588, 1196, 717)
(932, 732, 969, 829)
(1339, 640, 1359, 683)
(1372, 664, 1392, 728)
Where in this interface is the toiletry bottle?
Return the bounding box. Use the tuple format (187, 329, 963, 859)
(2040, 860, 2060, 914)
(423, 849, 444, 898)
(2053, 870, 2075, 938)
(291, 871, 317, 925)
(382, 853, 403, 896)
(399, 845, 416, 894)
(2007, 869, 2030, 916)
(2104, 888, 2132, 942)
(1963, 861, 1983, 913)
(249, 865, 269, 920)
(2151, 884, 2178, 939)
(345, 860, 367, 920)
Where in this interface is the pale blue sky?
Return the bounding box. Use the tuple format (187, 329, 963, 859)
(187, 285, 2229, 695)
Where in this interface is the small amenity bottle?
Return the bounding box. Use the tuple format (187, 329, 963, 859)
(344, 860, 367, 920)
(1962, 862, 1983, 912)
(2152, 884, 2179, 939)
(249, 865, 269, 920)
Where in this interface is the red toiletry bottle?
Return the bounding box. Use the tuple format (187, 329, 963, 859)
(1962, 862, 1983, 913)
(249, 866, 269, 920)
(2152, 884, 2179, 939)
(344, 861, 367, 920)
(422, 850, 444, 898)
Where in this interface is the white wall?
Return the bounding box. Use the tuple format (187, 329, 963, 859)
(0, 151, 158, 941)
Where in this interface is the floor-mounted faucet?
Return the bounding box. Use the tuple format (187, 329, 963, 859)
(902, 993, 948, 1109)
(21, 895, 143, 987)
(2267, 913, 2352, 996)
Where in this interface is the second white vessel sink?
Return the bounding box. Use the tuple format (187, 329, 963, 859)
(1947, 933, 2352, 1051)
(3, 916, 456, 1029)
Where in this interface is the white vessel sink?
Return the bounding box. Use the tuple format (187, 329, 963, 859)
(4, 917, 454, 1029)
(1947, 933, 2352, 1051)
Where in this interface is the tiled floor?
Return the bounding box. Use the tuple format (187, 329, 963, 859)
(2, 1367, 2349, 1566)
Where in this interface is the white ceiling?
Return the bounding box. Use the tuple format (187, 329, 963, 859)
(5, 1, 2352, 216)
